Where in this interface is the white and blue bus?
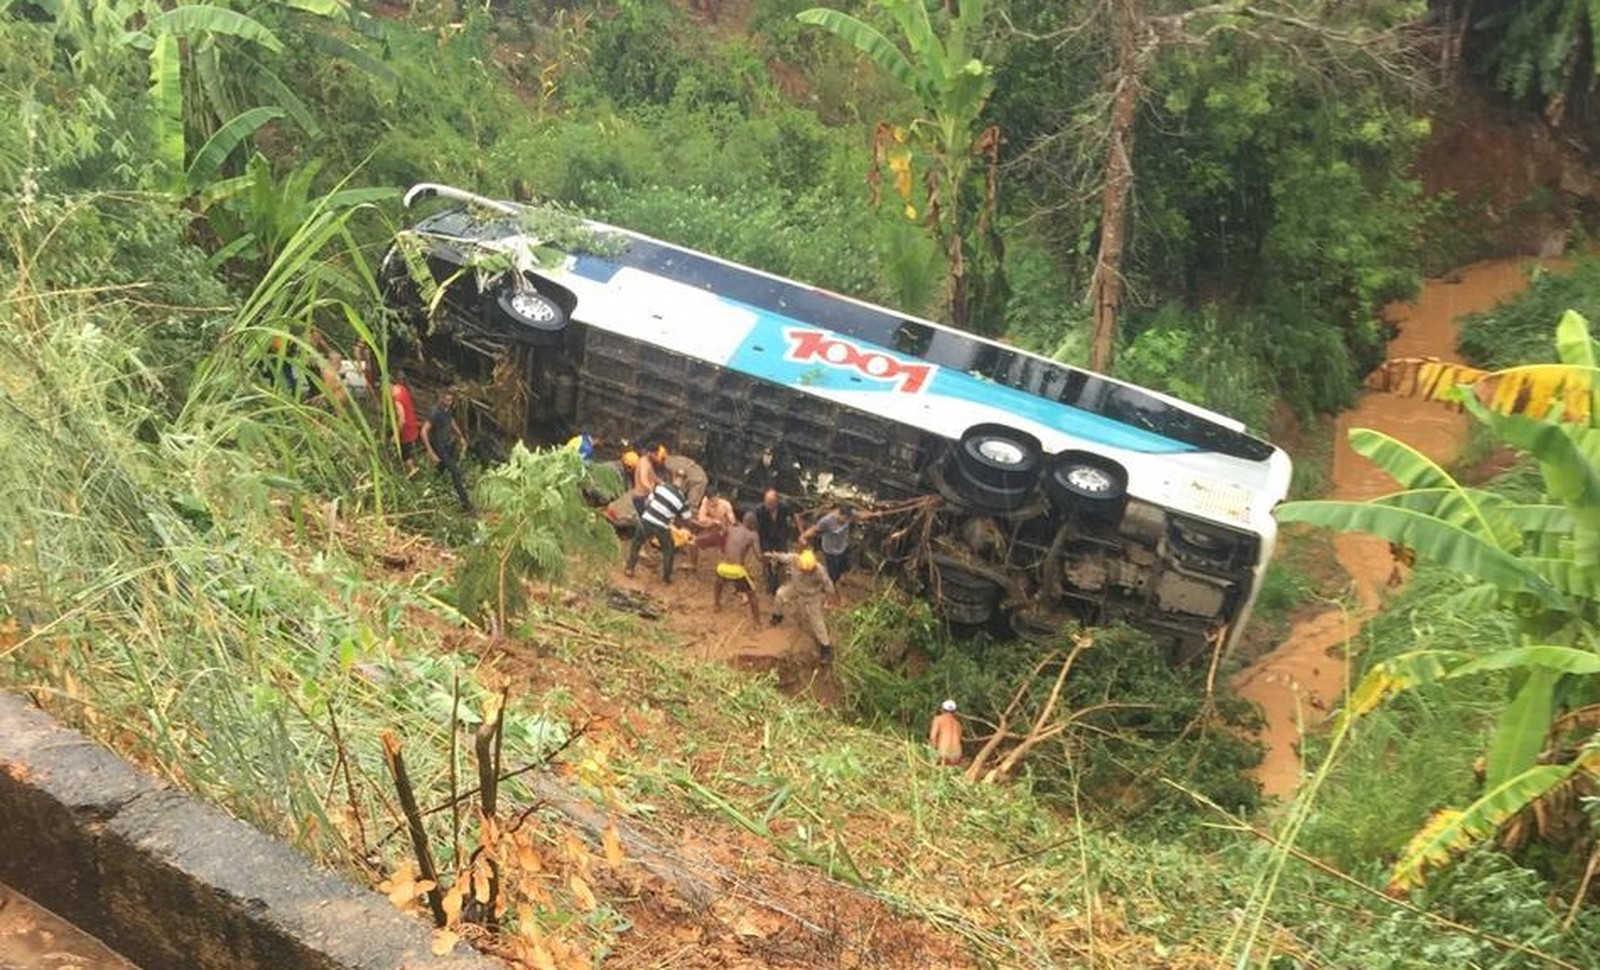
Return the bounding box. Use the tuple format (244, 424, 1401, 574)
(384, 184, 1293, 656)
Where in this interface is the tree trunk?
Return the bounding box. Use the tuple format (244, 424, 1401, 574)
(1088, 0, 1146, 373)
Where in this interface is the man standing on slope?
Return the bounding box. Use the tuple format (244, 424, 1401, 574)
(390, 370, 420, 476)
(421, 389, 472, 512)
(626, 467, 692, 584)
(928, 699, 964, 766)
(801, 502, 859, 586)
(630, 442, 663, 519)
(714, 512, 763, 624)
(765, 548, 836, 666)
(754, 488, 802, 596)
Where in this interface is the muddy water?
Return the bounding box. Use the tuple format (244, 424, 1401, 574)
(1234, 259, 1550, 798)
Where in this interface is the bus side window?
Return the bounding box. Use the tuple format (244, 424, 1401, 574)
(892, 321, 934, 357)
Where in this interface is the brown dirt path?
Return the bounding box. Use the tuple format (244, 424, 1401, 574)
(1234, 259, 1551, 798)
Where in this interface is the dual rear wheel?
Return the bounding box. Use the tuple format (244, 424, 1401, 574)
(934, 426, 1129, 626)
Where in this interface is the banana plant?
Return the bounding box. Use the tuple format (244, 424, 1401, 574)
(202, 153, 395, 272)
(1276, 310, 1600, 889)
(36, 0, 384, 197)
(797, 0, 1003, 334)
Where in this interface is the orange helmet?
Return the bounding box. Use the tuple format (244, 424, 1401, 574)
(797, 549, 818, 572)
(621, 450, 640, 469)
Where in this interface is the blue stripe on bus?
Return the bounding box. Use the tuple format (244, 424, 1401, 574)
(571, 254, 623, 283)
(560, 252, 1193, 455)
(723, 305, 1196, 455)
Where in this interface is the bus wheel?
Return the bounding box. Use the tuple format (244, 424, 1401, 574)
(931, 554, 1002, 626)
(945, 424, 1042, 512)
(1045, 451, 1127, 522)
(494, 286, 568, 343)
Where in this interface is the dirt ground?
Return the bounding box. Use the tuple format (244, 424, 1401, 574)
(0, 884, 136, 970)
(375, 528, 972, 970)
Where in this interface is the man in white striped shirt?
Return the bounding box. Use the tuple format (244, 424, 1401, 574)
(624, 467, 692, 583)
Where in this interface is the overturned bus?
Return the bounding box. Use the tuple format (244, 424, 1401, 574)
(381, 184, 1293, 657)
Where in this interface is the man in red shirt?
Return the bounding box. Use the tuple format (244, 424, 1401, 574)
(391, 370, 421, 476)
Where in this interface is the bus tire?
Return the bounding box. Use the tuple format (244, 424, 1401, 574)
(931, 554, 1002, 626)
(1045, 451, 1127, 520)
(945, 424, 1042, 511)
(494, 286, 567, 343)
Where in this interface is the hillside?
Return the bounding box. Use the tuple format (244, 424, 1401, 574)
(6, 0, 1600, 967)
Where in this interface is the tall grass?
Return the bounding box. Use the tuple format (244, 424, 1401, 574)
(0, 192, 498, 867)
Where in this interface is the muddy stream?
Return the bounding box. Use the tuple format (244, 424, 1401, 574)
(1234, 258, 1549, 798)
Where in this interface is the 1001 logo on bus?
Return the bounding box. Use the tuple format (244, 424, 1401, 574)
(784, 329, 934, 393)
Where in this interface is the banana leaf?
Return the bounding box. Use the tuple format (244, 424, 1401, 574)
(1275, 500, 1564, 608)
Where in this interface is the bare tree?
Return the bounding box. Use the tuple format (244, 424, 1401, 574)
(1007, 0, 1436, 372)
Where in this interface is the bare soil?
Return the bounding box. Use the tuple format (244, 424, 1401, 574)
(372, 532, 972, 969)
(0, 884, 138, 970)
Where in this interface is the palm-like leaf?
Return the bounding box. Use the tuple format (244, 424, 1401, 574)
(1365, 311, 1597, 424)
(1275, 500, 1565, 607)
(1470, 397, 1600, 563)
(1345, 649, 1464, 718)
(185, 105, 285, 192)
(1348, 428, 1459, 490)
(1365, 489, 1524, 550)
(148, 31, 185, 192)
(148, 5, 284, 53)
(797, 8, 919, 94)
(1485, 667, 1561, 788)
(1388, 763, 1580, 893)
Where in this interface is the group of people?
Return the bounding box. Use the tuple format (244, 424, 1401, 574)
(618, 443, 869, 667)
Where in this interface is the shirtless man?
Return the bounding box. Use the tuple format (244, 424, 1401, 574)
(928, 700, 963, 766)
(629, 444, 660, 518)
(714, 512, 762, 623)
(691, 482, 735, 546)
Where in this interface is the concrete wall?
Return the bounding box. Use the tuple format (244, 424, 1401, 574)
(0, 693, 499, 970)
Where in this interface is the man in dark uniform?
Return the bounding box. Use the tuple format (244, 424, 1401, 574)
(754, 488, 802, 595)
(421, 389, 472, 512)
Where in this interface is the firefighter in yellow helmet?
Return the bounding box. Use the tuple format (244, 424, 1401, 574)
(763, 547, 837, 665)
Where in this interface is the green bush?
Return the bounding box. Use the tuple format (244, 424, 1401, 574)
(1457, 258, 1600, 368)
(834, 594, 1263, 832)
(1295, 565, 1518, 871)
(1116, 303, 1276, 432)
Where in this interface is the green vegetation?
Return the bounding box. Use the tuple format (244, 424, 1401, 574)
(7, 0, 1600, 965)
(1459, 258, 1600, 368)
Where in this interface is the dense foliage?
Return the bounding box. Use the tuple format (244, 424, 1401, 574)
(5, 0, 1600, 965)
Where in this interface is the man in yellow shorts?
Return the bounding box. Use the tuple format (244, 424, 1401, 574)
(714, 512, 762, 623)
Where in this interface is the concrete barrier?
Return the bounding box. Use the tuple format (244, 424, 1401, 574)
(0, 693, 500, 970)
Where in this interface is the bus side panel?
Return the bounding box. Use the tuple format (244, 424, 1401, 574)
(566, 321, 933, 505)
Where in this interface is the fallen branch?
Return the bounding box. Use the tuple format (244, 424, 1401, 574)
(382, 730, 447, 927)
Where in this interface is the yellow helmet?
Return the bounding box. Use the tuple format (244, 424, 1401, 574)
(797, 549, 818, 572)
(621, 449, 640, 469)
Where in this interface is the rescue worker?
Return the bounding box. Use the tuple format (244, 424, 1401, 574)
(765, 548, 836, 665)
(661, 451, 708, 511)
